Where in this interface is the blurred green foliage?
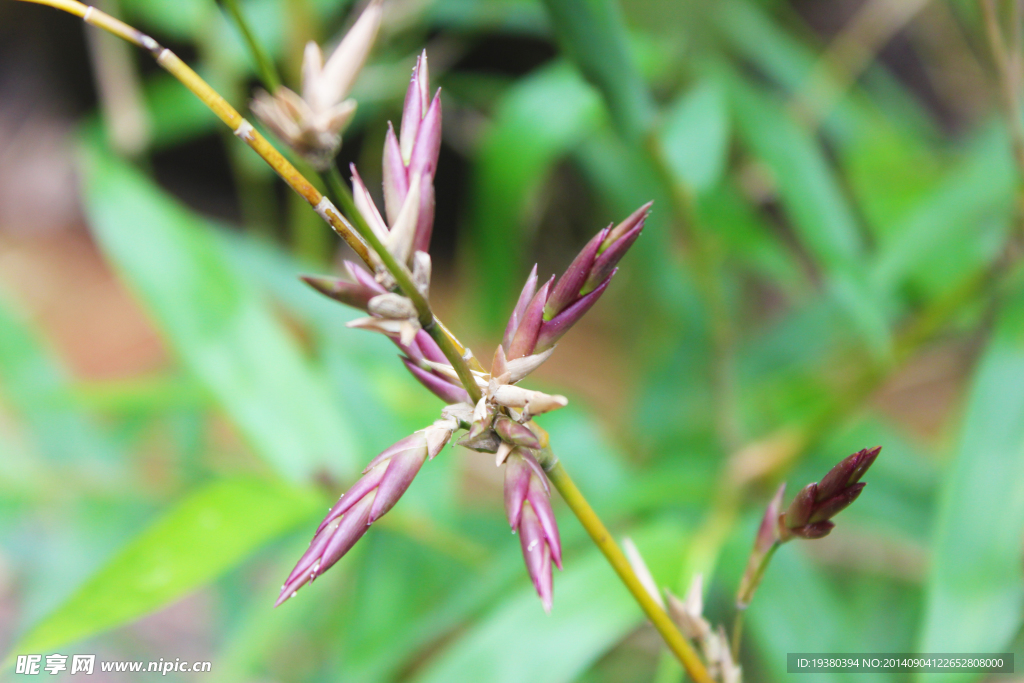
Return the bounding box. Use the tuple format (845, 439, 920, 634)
(2, 0, 1024, 680)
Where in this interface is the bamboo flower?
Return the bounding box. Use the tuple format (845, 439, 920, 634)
(504, 448, 562, 611)
(251, 0, 382, 169)
(276, 415, 458, 605)
(503, 202, 651, 359)
(779, 446, 881, 541)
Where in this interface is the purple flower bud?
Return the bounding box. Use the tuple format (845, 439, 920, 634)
(503, 264, 539, 352)
(382, 123, 408, 226)
(519, 503, 553, 613)
(778, 446, 881, 543)
(508, 277, 553, 360)
(808, 482, 865, 523)
(301, 275, 376, 311)
(784, 483, 817, 529)
(369, 439, 428, 522)
(534, 273, 613, 353)
(494, 416, 541, 448)
(544, 227, 608, 320)
(584, 203, 648, 293)
(399, 51, 429, 161)
(503, 449, 560, 610)
(278, 426, 457, 605)
(277, 493, 374, 606)
(402, 357, 471, 404)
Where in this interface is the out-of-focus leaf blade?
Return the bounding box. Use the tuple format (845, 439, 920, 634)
(728, 75, 863, 273)
(917, 288, 1024, 679)
(4, 477, 320, 660)
(659, 78, 730, 195)
(80, 142, 359, 480)
(410, 523, 685, 683)
(538, 0, 653, 140)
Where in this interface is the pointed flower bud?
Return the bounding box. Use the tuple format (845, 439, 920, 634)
(277, 417, 458, 606)
(503, 448, 561, 611)
(251, 0, 382, 169)
(499, 204, 650, 359)
(300, 261, 385, 312)
(381, 51, 441, 256)
(779, 446, 881, 542)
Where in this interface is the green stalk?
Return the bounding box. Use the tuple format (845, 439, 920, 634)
(218, 0, 281, 92)
(320, 164, 484, 404)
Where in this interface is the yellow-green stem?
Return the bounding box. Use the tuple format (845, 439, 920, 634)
(541, 459, 715, 683)
(320, 164, 484, 403)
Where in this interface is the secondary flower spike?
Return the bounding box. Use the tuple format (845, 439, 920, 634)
(503, 448, 561, 612)
(383, 51, 441, 255)
(276, 416, 458, 606)
(251, 0, 382, 169)
(779, 446, 881, 541)
(502, 203, 651, 359)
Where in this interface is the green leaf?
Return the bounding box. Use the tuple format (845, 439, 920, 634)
(0, 292, 123, 479)
(470, 61, 605, 325)
(728, 75, 864, 273)
(538, 0, 654, 140)
(659, 78, 730, 194)
(80, 142, 359, 480)
(5, 477, 320, 660)
(917, 288, 1024, 680)
(410, 523, 686, 683)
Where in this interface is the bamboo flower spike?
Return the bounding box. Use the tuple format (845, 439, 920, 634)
(735, 445, 882, 611)
(251, 0, 383, 170)
(276, 411, 461, 605)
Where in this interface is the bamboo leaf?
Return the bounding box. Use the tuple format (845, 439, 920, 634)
(80, 142, 359, 480)
(917, 288, 1024, 680)
(538, 0, 653, 140)
(4, 477, 320, 660)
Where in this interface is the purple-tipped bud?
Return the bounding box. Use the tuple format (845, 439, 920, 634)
(584, 203, 648, 293)
(544, 227, 608, 320)
(369, 439, 428, 522)
(277, 493, 374, 606)
(783, 483, 817, 529)
(279, 425, 457, 605)
(534, 274, 612, 353)
(494, 416, 541, 448)
(778, 446, 881, 543)
(808, 482, 865, 523)
(508, 277, 553, 360)
(503, 449, 560, 610)
(402, 357, 471, 404)
(503, 265, 539, 352)
(381, 52, 441, 257)
(301, 275, 376, 311)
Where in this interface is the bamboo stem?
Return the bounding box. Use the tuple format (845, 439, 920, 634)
(540, 460, 715, 683)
